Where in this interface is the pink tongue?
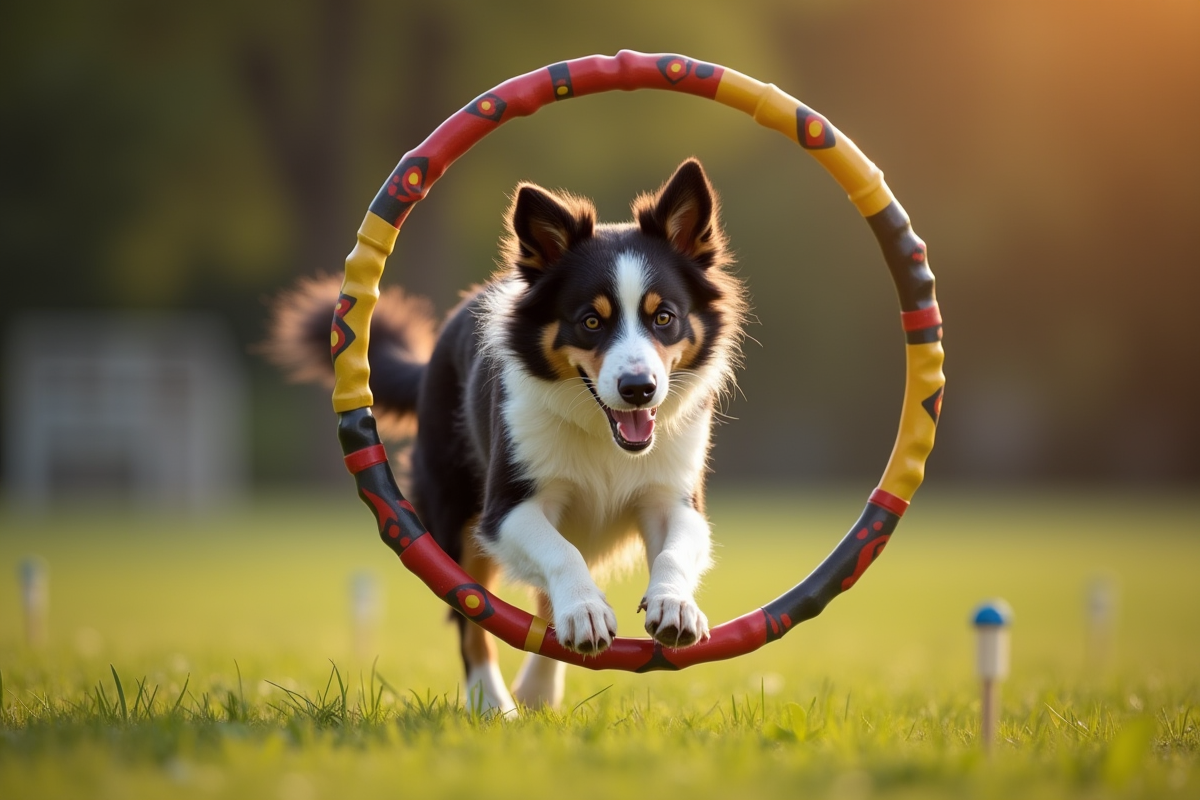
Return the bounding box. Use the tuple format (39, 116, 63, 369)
(612, 409, 656, 443)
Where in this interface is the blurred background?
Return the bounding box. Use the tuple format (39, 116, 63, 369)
(2, 11, 1200, 785)
(2, 0, 1198, 506)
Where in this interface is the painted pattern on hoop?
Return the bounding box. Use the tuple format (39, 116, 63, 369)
(330, 294, 356, 360)
(465, 92, 507, 122)
(548, 62, 574, 100)
(370, 156, 430, 227)
(797, 106, 836, 150)
(446, 584, 497, 621)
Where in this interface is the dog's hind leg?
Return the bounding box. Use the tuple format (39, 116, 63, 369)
(460, 531, 517, 716)
(511, 592, 566, 710)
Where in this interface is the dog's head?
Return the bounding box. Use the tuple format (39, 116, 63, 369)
(493, 159, 746, 454)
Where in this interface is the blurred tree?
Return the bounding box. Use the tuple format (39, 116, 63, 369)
(2, 0, 1197, 486)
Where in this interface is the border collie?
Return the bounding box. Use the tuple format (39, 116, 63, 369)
(267, 159, 747, 713)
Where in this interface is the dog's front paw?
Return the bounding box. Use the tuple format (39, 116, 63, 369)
(642, 593, 709, 649)
(554, 594, 617, 655)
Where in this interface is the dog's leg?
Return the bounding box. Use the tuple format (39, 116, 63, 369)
(511, 592, 566, 709)
(639, 499, 713, 648)
(490, 497, 617, 654)
(460, 533, 517, 716)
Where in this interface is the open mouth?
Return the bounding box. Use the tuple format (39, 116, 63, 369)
(578, 369, 657, 452)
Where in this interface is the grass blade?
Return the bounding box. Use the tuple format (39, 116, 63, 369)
(171, 674, 191, 716)
(94, 683, 112, 719)
(110, 665, 128, 721)
(131, 677, 148, 721)
(570, 684, 612, 717)
(143, 683, 160, 718)
(235, 660, 246, 720)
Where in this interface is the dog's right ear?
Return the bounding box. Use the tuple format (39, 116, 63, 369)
(634, 159, 728, 270)
(507, 184, 596, 282)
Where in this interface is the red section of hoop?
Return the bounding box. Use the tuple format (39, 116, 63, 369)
(665, 611, 770, 669)
(535, 608, 770, 671)
(868, 488, 910, 517)
(382, 51, 725, 230)
(900, 304, 942, 332)
(395, 530, 768, 671)
(344, 444, 388, 474)
(399, 535, 532, 653)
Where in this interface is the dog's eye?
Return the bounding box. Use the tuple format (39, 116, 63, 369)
(654, 311, 674, 327)
(583, 315, 601, 331)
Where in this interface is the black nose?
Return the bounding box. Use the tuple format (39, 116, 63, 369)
(617, 373, 657, 406)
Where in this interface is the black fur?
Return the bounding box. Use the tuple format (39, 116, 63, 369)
(265, 158, 748, 679)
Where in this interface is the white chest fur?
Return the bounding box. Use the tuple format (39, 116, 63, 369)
(498, 365, 712, 567)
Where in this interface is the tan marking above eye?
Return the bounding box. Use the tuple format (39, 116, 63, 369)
(642, 291, 663, 316)
(593, 295, 613, 319)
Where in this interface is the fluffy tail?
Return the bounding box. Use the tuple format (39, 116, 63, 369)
(262, 274, 437, 438)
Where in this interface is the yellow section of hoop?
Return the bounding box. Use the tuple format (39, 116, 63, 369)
(523, 616, 549, 653)
(332, 211, 400, 412)
(878, 341, 945, 502)
(717, 66, 939, 500)
(714, 69, 894, 217)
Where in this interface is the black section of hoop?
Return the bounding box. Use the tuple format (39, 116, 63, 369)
(634, 644, 683, 673)
(443, 583, 497, 622)
(905, 326, 943, 345)
(760, 501, 900, 641)
(338, 408, 428, 555)
(922, 386, 944, 424)
(795, 106, 836, 150)
(464, 92, 507, 122)
(368, 156, 429, 228)
(866, 201, 935, 314)
(548, 62, 574, 100)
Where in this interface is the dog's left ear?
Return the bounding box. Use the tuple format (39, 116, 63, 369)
(507, 183, 596, 283)
(635, 159, 727, 268)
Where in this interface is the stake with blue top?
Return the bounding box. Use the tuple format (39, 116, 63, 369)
(973, 599, 1013, 753)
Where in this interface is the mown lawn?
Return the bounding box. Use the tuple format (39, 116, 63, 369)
(1, 488, 1197, 799)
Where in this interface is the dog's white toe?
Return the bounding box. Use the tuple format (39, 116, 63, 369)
(554, 594, 618, 655)
(642, 593, 710, 648)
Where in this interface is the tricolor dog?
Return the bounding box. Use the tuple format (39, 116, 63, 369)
(267, 159, 747, 713)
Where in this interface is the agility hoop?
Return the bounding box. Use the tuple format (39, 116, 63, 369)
(330, 51, 944, 671)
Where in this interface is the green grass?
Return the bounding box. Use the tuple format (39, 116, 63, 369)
(1, 488, 1197, 799)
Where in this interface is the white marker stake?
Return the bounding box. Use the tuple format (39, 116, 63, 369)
(19, 557, 49, 649)
(972, 599, 1013, 753)
(1085, 574, 1117, 672)
(350, 571, 383, 658)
